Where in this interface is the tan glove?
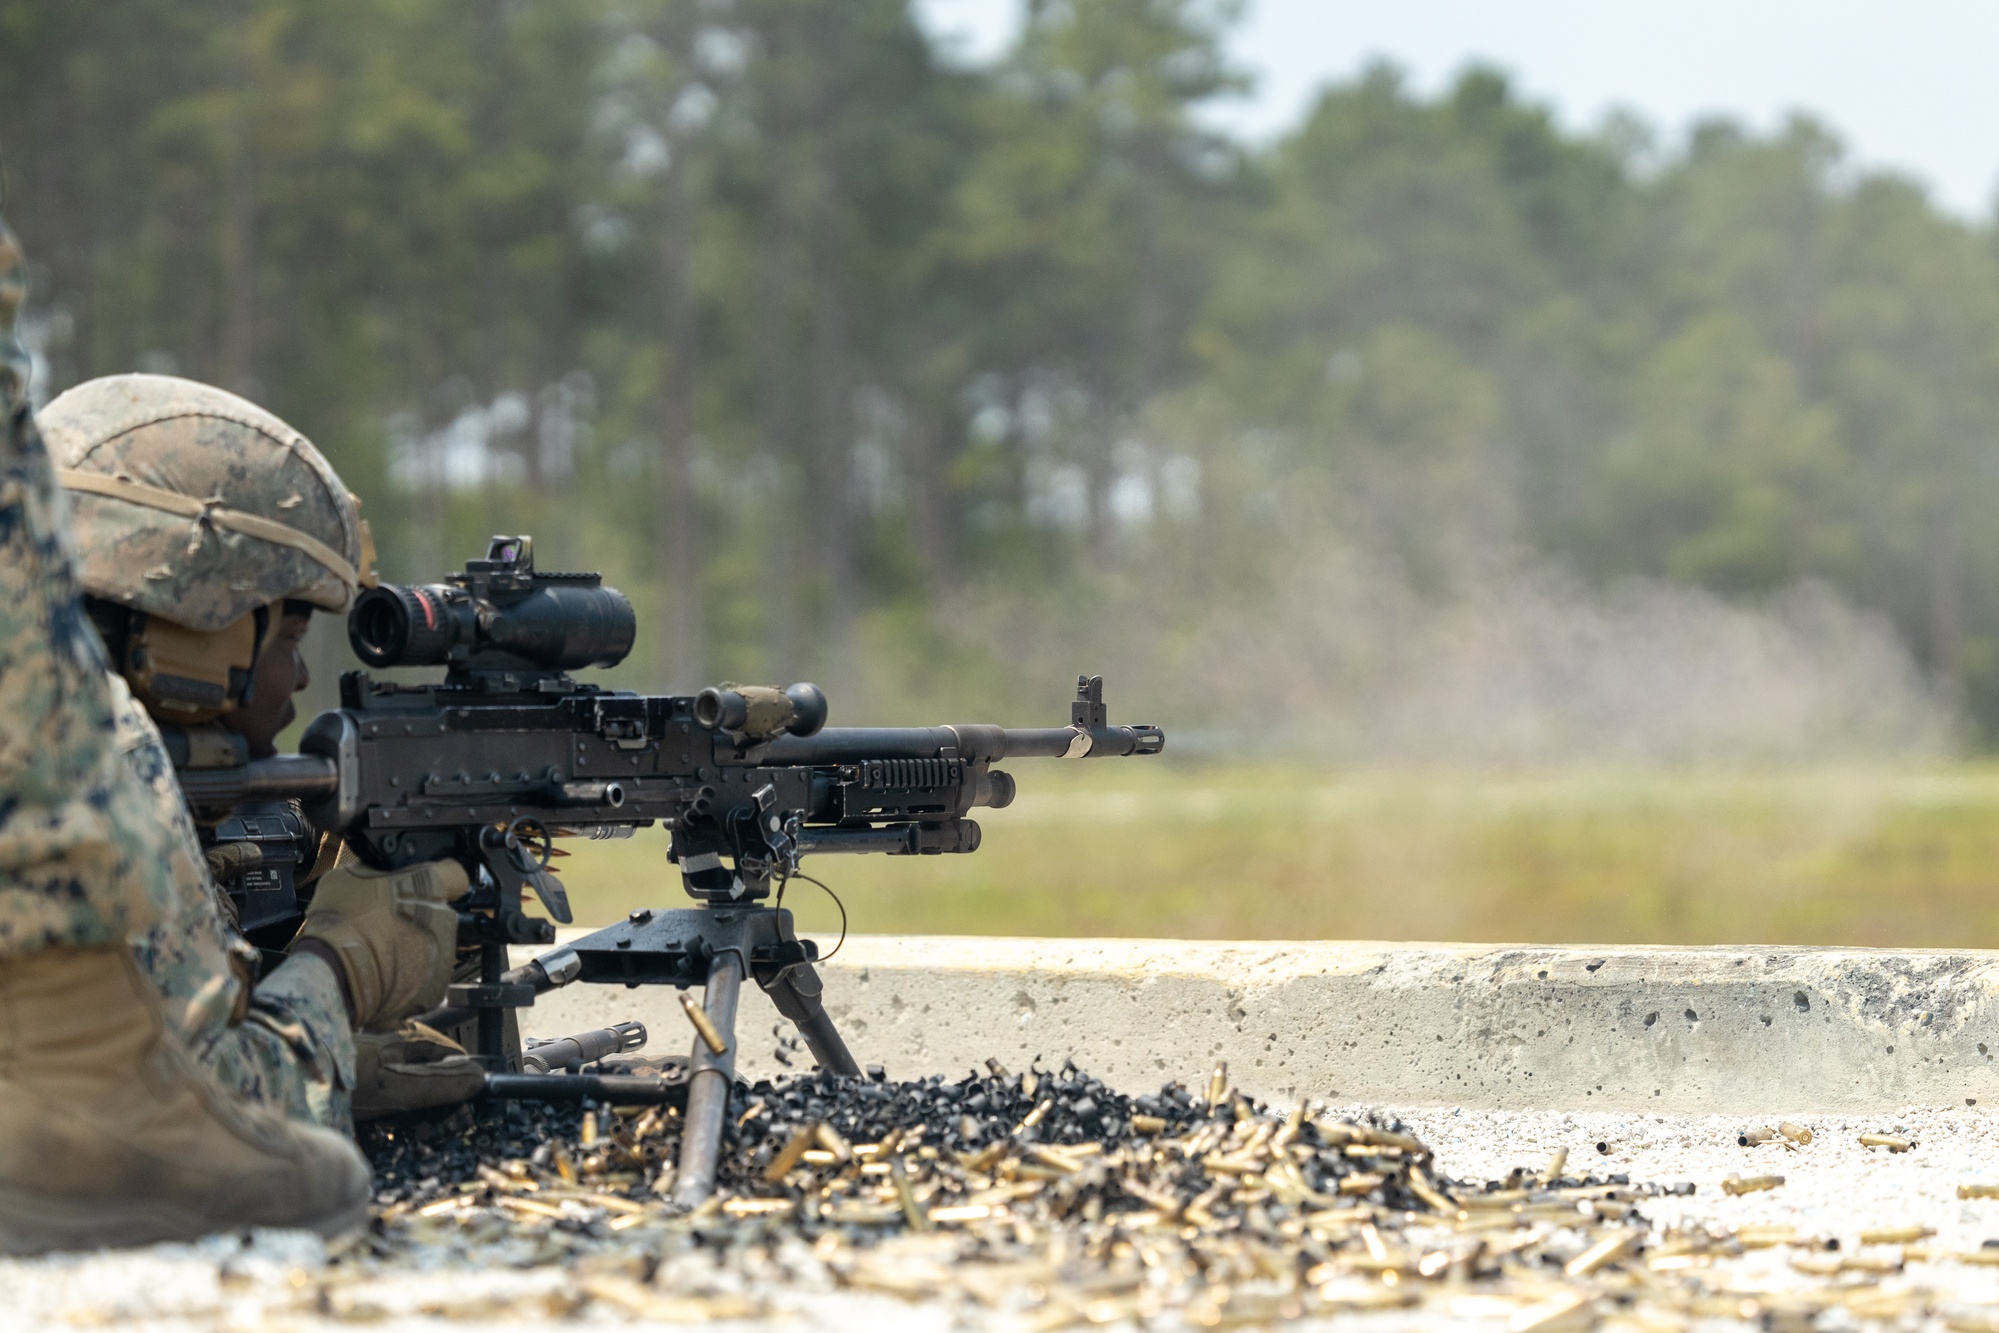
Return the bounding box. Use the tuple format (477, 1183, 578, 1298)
(352, 1021, 487, 1121)
(289, 860, 466, 1030)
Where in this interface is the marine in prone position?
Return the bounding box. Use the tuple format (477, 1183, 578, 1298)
(0, 218, 369, 1254)
(42, 371, 487, 1129)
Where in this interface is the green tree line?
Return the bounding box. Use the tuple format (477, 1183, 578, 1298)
(6, 1, 1999, 741)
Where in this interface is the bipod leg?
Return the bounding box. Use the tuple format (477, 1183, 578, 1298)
(761, 963, 860, 1077)
(671, 949, 743, 1208)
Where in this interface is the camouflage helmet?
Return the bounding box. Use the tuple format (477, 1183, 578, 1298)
(40, 373, 373, 632)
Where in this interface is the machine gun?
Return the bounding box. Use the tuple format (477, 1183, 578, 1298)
(185, 535, 1164, 1202)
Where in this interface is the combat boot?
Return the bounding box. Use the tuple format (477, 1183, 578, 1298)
(0, 946, 373, 1255)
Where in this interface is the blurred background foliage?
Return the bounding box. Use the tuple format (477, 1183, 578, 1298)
(8, 0, 1997, 754)
(13, 0, 1999, 940)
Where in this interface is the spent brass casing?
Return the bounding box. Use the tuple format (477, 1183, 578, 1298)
(1564, 1228, 1640, 1277)
(814, 1123, 854, 1163)
(1721, 1174, 1784, 1195)
(678, 992, 729, 1056)
(1857, 1225, 1932, 1245)
(1734, 1225, 1797, 1249)
(763, 1126, 818, 1184)
(890, 1158, 932, 1232)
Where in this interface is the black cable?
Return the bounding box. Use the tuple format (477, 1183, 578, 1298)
(788, 871, 846, 961)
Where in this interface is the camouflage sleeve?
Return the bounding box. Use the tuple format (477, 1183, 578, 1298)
(0, 218, 178, 959)
(113, 684, 355, 1132)
(116, 680, 247, 1038)
(225, 954, 356, 1135)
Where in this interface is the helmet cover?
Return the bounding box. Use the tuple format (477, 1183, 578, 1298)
(40, 373, 371, 632)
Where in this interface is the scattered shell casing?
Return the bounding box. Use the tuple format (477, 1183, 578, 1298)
(890, 1157, 932, 1232)
(678, 992, 729, 1056)
(1739, 1126, 1777, 1146)
(1858, 1225, 1933, 1245)
(1735, 1225, 1797, 1249)
(814, 1123, 854, 1163)
(1564, 1228, 1640, 1277)
(1858, 1132, 1915, 1152)
(1406, 1167, 1456, 1213)
(1272, 1102, 1305, 1150)
(356, 1057, 1985, 1333)
(762, 1126, 818, 1184)
(1722, 1173, 1785, 1195)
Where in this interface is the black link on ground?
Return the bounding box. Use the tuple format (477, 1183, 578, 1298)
(344, 1058, 1711, 1331)
(359, 1062, 1477, 1219)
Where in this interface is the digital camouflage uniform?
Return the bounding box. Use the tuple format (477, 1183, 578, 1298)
(0, 218, 179, 960)
(114, 683, 355, 1131)
(34, 375, 364, 1133)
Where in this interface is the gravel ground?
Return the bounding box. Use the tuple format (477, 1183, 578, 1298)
(10, 1096, 1999, 1331)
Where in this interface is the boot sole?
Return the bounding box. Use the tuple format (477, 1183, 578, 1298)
(0, 1188, 371, 1257)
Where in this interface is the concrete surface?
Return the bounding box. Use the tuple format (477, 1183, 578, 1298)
(519, 935, 1999, 1113)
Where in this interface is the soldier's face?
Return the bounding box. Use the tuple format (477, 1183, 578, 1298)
(222, 610, 314, 758)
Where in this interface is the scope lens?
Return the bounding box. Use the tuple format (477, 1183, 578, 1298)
(349, 584, 455, 668)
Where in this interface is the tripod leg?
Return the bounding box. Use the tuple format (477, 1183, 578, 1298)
(762, 962, 861, 1077)
(475, 943, 509, 1064)
(671, 951, 742, 1207)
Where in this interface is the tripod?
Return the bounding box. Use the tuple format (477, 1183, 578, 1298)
(445, 897, 857, 1205)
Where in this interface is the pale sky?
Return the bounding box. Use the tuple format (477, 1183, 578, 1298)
(917, 0, 1999, 219)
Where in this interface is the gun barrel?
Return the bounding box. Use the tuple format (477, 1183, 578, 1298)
(174, 754, 340, 809)
(520, 1020, 647, 1074)
(762, 723, 1164, 764)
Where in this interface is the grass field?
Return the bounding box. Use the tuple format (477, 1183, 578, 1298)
(550, 763, 1999, 947)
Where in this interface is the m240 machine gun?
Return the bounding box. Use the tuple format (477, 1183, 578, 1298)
(192, 536, 1164, 1202)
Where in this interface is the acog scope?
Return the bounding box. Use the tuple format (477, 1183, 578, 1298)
(349, 535, 636, 675)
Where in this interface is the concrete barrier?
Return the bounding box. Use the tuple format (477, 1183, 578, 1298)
(515, 935, 1999, 1114)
